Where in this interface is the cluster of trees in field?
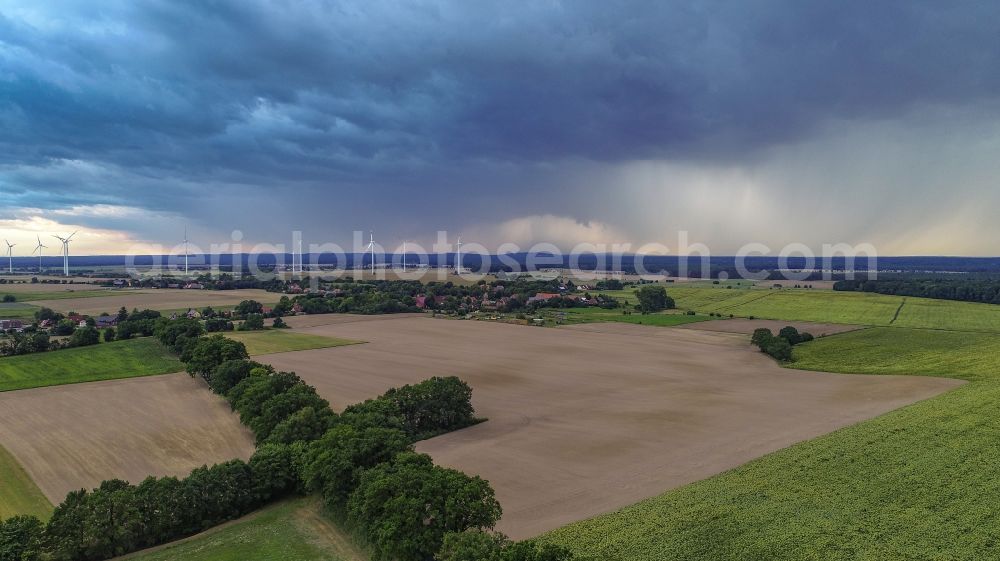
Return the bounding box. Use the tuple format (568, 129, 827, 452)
(834, 277, 1000, 305)
(635, 285, 676, 314)
(751, 326, 814, 361)
(0, 318, 577, 561)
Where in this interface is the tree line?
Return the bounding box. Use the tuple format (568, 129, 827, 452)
(1, 318, 581, 561)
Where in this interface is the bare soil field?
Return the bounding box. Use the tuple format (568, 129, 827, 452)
(0, 374, 254, 505)
(29, 288, 280, 315)
(266, 315, 961, 539)
(674, 318, 862, 336)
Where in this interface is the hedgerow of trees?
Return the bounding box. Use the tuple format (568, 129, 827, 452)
(0, 317, 578, 561)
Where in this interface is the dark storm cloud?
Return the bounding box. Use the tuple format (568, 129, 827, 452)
(2, 0, 1000, 247)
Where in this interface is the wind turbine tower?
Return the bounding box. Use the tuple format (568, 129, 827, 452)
(52, 232, 76, 277)
(4, 240, 15, 274)
(32, 236, 46, 273)
(455, 236, 463, 275)
(366, 231, 376, 275)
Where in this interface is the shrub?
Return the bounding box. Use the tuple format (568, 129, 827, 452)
(751, 328, 774, 347)
(205, 318, 235, 333)
(437, 530, 577, 561)
(103, 327, 116, 342)
(68, 326, 100, 348)
(272, 317, 288, 328)
(778, 326, 802, 345)
(52, 319, 77, 336)
(2, 294, 15, 303)
(234, 300, 264, 317)
(239, 314, 265, 331)
(763, 337, 793, 361)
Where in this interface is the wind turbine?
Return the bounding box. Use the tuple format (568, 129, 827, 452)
(455, 236, 463, 275)
(4, 240, 14, 274)
(365, 231, 376, 275)
(183, 228, 190, 275)
(32, 236, 47, 273)
(52, 232, 76, 277)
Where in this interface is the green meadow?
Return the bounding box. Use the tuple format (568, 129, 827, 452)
(0, 443, 53, 521)
(0, 338, 184, 392)
(541, 306, 712, 327)
(124, 498, 366, 561)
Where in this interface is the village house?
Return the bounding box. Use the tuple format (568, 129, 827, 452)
(0, 319, 25, 332)
(527, 293, 561, 304)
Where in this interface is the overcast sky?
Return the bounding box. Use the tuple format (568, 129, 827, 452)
(2, 0, 999, 256)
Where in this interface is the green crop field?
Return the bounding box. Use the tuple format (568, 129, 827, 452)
(599, 286, 1000, 332)
(0, 338, 183, 392)
(222, 330, 361, 356)
(544, 326, 1000, 560)
(125, 498, 366, 561)
(540, 307, 712, 327)
(0, 302, 40, 320)
(0, 443, 52, 520)
(793, 327, 1000, 382)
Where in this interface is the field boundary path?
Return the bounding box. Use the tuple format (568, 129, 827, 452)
(890, 298, 906, 324)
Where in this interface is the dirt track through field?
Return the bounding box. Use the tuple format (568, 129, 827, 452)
(0, 374, 254, 504)
(264, 315, 961, 539)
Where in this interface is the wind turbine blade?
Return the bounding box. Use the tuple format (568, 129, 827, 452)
(67, 231, 77, 242)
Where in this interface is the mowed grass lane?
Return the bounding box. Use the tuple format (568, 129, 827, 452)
(0, 338, 183, 392)
(122, 498, 367, 561)
(0, 443, 52, 520)
(222, 330, 361, 355)
(544, 327, 1000, 560)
